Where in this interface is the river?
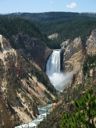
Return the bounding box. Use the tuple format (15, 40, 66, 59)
(15, 104, 53, 128)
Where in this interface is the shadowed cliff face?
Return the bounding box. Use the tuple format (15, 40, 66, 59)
(0, 35, 56, 127)
(11, 33, 52, 70)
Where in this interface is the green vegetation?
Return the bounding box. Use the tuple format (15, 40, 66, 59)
(83, 55, 96, 76)
(0, 16, 48, 47)
(16, 12, 96, 48)
(39, 16, 96, 48)
(1, 12, 96, 49)
(0, 16, 40, 37)
(60, 89, 96, 128)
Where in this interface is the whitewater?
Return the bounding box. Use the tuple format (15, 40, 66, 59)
(46, 49, 73, 92)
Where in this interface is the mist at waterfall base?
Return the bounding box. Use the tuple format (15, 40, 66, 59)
(46, 50, 73, 92)
(48, 72, 73, 92)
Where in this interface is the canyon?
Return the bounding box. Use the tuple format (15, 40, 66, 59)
(0, 13, 96, 128)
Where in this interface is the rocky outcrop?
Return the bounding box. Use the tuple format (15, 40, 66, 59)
(0, 35, 56, 127)
(48, 33, 59, 40)
(61, 29, 96, 87)
(86, 29, 96, 55)
(60, 29, 96, 86)
(61, 37, 85, 85)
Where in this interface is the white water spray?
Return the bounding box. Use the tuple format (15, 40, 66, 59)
(46, 50, 73, 92)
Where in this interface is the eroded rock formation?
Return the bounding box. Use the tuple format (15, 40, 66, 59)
(86, 29, 96, 55)
(61, 37, 85, 85)
(0, 35, 55, 127)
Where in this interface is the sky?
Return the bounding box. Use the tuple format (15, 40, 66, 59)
(0, 0, 96, 14)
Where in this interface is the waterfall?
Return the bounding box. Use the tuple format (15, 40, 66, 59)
(46, 49, 73, 92)
(46, 50, 61, 75)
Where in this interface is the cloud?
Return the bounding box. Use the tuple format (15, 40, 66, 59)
(66, 2, 77, 9)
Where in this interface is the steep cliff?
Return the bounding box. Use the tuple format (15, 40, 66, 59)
(61, 37, 85, 85)
(0, 35, 55, 128)
(86, 29, 96, 55)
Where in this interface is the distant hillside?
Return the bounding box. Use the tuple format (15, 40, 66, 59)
(6, 12, 80, 22)
(0, 16, 48, 43)
(6, 12, 96, 48)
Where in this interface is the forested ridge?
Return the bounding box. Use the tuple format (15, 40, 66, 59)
(6, 12, 96, 48)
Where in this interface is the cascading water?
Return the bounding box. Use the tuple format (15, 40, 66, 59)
(46, 49, 73, 92)
(46, 50, 61, 75)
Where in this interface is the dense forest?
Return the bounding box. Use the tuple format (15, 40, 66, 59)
(37, 14, 96, 48)
(5, 12, 96, 48)
(0, 16, 48, 48)
(60, 89, 96, 128)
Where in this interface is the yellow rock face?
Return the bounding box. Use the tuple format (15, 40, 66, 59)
(87, 29, 96, 55)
